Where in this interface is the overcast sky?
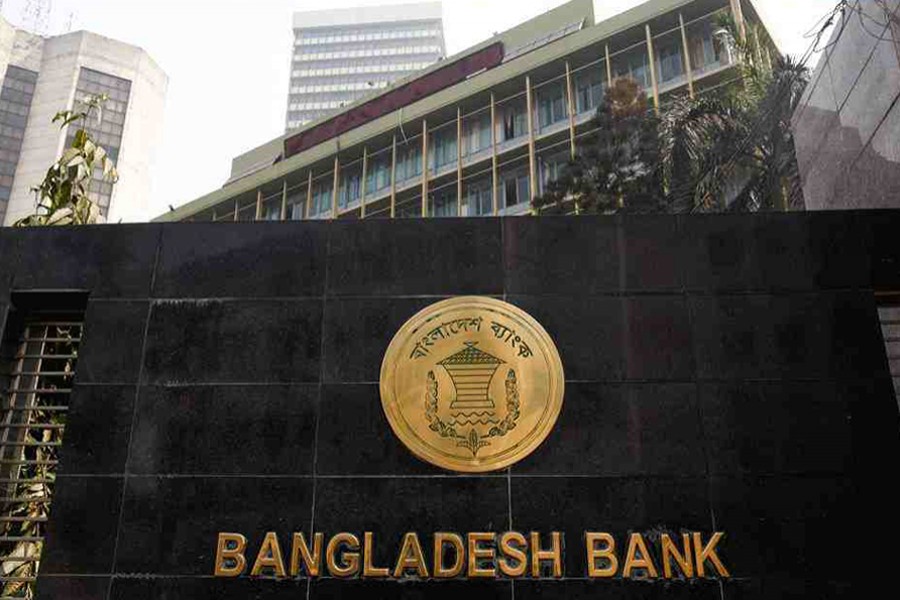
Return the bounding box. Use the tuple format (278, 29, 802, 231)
(0, 0, 834, 220)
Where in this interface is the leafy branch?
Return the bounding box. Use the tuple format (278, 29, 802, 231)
(14, 94, 117, 227)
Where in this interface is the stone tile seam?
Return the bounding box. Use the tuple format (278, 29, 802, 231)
(103, 300, 156, 600)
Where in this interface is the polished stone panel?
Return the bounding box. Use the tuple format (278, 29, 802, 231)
(322, 296, 438, 384)
(40, 477, 123, 575)
(510, 295, 693, 382)
(690, 292, 886, 380)
(109, 577, 309, 600)
(76, 300, 150, 384)
(699, 382, 853, 475)
(6, 225, 159, 298)
(58, 385, 136, 475)
(34, 577, 110, 600)
(313, 477, 509, 568)
(514, 383, 705, 476)
(311, 580, 512, 600)
(114, 476, 314, 575)
(154, 222, 327, 299)
(316, 383, 441, 476)
(327, 219, 502, 297)
(510, 477, 712, 577)
(504, 217, 623, 295)
(128, 384, 318, 475)
(142, 299, 323, 384)
(516, 580, 721, 600)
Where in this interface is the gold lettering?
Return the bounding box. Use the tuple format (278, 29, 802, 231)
(250, 532, 286, 578)
(661, 533, 694, 578)
(467, 532, 496, 578)
(585, 532, 618, 578)
(393, 533, 429, 578)
(214, 532, 247, 577)
(498, 532, 527, 577)
(693, 532, 730, 577)
(290, 532, 323, 577)
(433, 532, 465, 578)
(530, 531, 563, 578)
(363, 532, 390, 577)
(326, 533, 361, 578)
(622, 533, 659, 579)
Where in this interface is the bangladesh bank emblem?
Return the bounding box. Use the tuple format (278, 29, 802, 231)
(380, 297, 564, 472)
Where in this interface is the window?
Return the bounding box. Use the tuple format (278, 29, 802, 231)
(309, 181, 333, 218)
(501, 104, 528, 142)
(465, 181, 493, 216)
(0, 66, 38, 223)
(575, 68, 606, 114)
(656, 42, 684, 83)
(429, 190, 457, 217)
(0, 293, 86, 598)
(536, 82, 567, 130)
(366, 155, 391, 194)
(65, 68, 132, 216)
(465, 114, 492, 156)
(430, 129, 457, 172)
(396, 144, 422, 183)
(615, 52, 650, 89)
(264, 203, 281, 221)
(502, 170, 531, 209)
(339, 171, 361, 209)
(539, 154, 568, 194)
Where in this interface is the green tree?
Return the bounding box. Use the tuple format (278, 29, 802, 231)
(535, 18, 809, 214)
(534, 78, 666, 215)
(14, 94, 118, 227)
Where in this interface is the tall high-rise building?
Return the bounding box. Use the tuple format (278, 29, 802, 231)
(0, 15, 167, 225)
(287, 2, 445, 131)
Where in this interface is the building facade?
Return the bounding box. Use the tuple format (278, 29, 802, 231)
(160, 0, 774, 225)
(287, 2, 445, 131)
(792, 0, 900, 210)
(0, 16, 167, 225)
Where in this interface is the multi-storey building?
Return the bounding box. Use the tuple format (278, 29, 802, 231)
(792, 0, 900, 210)
(0, 16, 167, 225)
(159, 0, 774, 224)
(287, 2, 445, 131)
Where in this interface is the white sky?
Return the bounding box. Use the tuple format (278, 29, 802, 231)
(0, 0, 835, 219)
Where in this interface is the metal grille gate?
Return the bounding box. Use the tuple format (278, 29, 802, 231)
(0, 312, 82, 599)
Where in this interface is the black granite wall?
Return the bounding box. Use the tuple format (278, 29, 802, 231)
(0, 213, 897, 600)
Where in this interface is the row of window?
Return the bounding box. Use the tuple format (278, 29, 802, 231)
(77, 80, 130, 103)
(295, 27, 442, 46)
(294, 45, 444, 62)
(1, 77, 35, 95)
(291, 55, 440, 73)
(68, 68, 132, 207)
(290, 80, 390, 94)
(80, 67, 132, 92)
(1, 87, 35, 106)
(289, 89, 367, 103)
(292, 62, 434, 78)
(0, 98, 31, 117)
(219, 153, 568, 222)
(290, 73, 408, 88)
(0, 63, 38, 157)
(289, 100, 348, 111)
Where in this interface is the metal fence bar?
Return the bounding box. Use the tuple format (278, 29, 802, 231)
(0, 315, 82, 599)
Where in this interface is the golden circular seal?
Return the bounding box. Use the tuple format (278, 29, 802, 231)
(380, 297, 564, 473)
